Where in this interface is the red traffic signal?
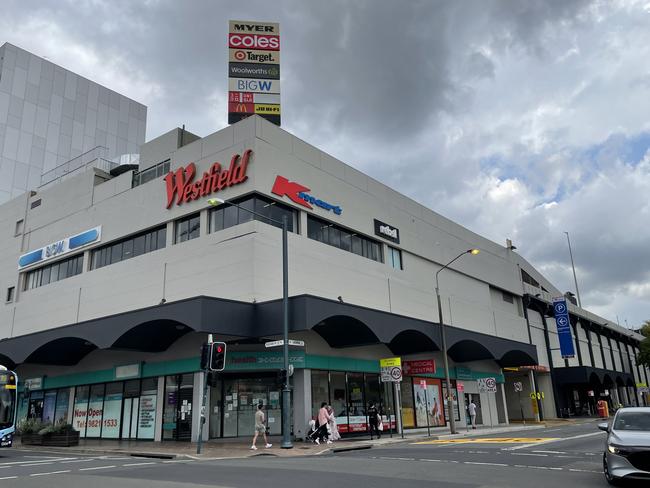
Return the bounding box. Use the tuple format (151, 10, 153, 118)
(209, 341, 227, 372)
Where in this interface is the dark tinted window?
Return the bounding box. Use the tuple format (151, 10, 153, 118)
(208, 194, 298, 234)
(24, 254, 84, 290)
(307, 215, 383, 263)
(175, 214, 200, 243)
(91, 225, 166, 270)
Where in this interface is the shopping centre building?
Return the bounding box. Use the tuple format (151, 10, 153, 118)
(0, 116, 648, 442)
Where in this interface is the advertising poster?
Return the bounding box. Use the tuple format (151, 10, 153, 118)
(101, 392, 123, 438)
(73, 399, 88, 437)
(85, 397, 104, 437)
(138, 394, 157, 439)
(413, 378, 442, 427)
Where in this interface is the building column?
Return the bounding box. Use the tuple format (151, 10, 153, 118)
(67, 387, 76, 425)
(292, 368, 311, 440)
(500, 383, 509, 425)
(154, 377, 164, 442)
(572, 321, 584, 366)
(597, 333, 608, 369)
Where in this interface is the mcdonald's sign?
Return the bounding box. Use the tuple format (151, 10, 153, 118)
(228, 102, 254, 113)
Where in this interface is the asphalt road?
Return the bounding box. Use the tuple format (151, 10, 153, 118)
(1, 421, 645, 487)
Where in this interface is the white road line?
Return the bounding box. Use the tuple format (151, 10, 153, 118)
(30, 470, 71, 476)
(122, 462, 157, 467)
(162, 460, 193, 463)
(569, 468, 601, 474)
(79, 465, 117, 471)
(0, 458, 76, 466)
(59, 459, 97, 464)
(0, 476, 18, 480)
(463, 462, 509, 467)
(514, 465, 563, 471)
(379, 457, 414, 461)
(511, 453, 548, 457)
(532, 450, 566, 454)
(419, 459, 444, 462)
(504, 431, 604, 451)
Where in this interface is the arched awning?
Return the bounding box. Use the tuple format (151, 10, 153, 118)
(389, 330, 440, 356)
(25, 337, 97, 366)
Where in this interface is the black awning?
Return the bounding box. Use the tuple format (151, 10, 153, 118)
(0, 294, 538, 367)
(553, 366, 636, 387)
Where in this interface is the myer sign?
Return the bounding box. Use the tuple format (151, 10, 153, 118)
(374, 219, 400, 244)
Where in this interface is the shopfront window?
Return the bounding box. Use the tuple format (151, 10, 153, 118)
(163, 374, 193, 441)
(102, 382, 123, 439)
(311, 371, 329, 419)
(54, 389, 70, 424)
(42, 390, 57, 424)
(73, 386, 89, 437)
(138, 378, 158, 440)
(86, 384, 105, 437)
(400, 380, 415, 428)
(330, 372, 347, 432)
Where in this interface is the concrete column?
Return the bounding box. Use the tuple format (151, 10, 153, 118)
(500, 383, 509, 425)
(191, 371, 207, 443)
(154, 377, 164, 442)
(292, 368, 311, 440)
(67, 387, 75, 424)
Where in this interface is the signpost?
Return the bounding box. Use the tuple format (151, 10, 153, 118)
(380, 357, 402, 438)
(264, 339, 305, 348)
(552, 297, 576, 358)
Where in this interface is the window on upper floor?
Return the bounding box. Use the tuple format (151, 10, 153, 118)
(388, 246, 403, 270)
(208, 193, 298, 234)
(175, 213, 200, 243)
(6, 286, 15, 302)
(521, 269, 540, 288)
(91, 225, 167, 270)
(307, 215, 383, 263)
(23, 254, 84, 291)
(132, 159, 171, 188)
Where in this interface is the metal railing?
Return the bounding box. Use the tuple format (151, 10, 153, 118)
(40, 146, 118, 187)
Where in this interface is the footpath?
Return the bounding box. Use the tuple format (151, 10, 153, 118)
(16, 419, 595, 461)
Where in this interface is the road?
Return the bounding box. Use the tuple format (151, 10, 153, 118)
(1, 421, 644, 487)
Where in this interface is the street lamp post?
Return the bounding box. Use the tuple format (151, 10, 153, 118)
(435, 248, 480, 435)
(208, 198, 293, 449)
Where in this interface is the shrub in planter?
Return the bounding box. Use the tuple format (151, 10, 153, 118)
(17, 418, 45, 445)
(40, 422, 80, 447)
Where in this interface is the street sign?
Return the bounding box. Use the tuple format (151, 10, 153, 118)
(552, 297, 575, 358)
(478, 377, 497, 393)
(514, 382, 523, 392)
(381, 365, 402, 383)
(264, 339, 305, 348)
(457, 381, 464, 393)
(380, 357, 402, 368)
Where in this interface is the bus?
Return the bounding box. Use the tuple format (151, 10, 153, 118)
(0, 366, 17, 448)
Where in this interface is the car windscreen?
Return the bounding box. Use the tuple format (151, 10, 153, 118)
(613, 411, 650, 431)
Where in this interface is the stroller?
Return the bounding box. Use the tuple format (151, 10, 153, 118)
(306, 419, 320, 443)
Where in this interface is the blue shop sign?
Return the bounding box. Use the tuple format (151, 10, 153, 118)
(18, 226, 102, 269)
(552, 297, 576, 359)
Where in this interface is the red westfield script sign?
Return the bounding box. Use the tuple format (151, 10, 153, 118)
(163, 149, 252, 208)
(403, 359, 436, 375)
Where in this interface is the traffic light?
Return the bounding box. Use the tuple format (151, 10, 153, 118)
(210, 342, 227, 372)
(200, 343, 211, 370)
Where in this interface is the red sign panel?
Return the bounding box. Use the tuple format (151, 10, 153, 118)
(228, 102, 254, 113)
(163, 149, 252, 208)
(229, 33, 279, 51)
(403, 359, 436, 376)
(229, 92, 255, 103)
(457, 381, 464, 392)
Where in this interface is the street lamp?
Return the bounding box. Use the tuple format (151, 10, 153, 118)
(435, 248, 480, 435)
(207, 197, 293, 449)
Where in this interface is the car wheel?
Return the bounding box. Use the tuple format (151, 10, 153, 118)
(603, 453, 621, 486)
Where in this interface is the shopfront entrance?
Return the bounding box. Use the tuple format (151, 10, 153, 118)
(162, 374, 194, 441)
(209, 374, 283, 438)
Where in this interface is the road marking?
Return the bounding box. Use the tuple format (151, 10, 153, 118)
(79, 465, 117, 471)
(532, 450, 566, 454)
(0, 476, 18, 480)
(464, 462, 509, 467)
(415, 437, 559, 445)
(568, 468, 601, 474)
(60, 459, 97, 464)
(21, 462, 55, 467)
(378, 457, 415, 461)
(511, 453, 548, 457)
(162, 460, 194, 463)
(0, 458, 76, 466)
(30, 470, 71, 476)
(122, 462, 157, 467)
(514, 465, 563, 470)
(504, 431, 604, 451)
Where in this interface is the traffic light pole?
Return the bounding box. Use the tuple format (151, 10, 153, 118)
(197, 335, 213, 455)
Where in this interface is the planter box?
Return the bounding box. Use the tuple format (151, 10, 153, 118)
(20, 433, 43, 445)
(42, 431, 80, 447)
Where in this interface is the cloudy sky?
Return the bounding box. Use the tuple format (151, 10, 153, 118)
(3, 0, 649, 327)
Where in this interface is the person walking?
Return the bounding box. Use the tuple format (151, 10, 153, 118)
(368, 402, 381, 439)
(327, 405, 340, 441)
(316, 402, 332, 444)
(251, 402, 272, 450)
(468, 399, 477, 429)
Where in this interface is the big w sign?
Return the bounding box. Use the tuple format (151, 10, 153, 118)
(163, 150, 252, 208)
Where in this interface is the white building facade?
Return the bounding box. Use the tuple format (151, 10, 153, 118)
(0, 116, 647, 442)
(0, 42, 146, 204)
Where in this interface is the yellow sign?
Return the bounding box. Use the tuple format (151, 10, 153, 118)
(414, 437, 559, 445)
(255, 104, 281, 115)
(530, 392, 536, 400)
(380, 357, 401, 368)
(5, 384, 16, 389)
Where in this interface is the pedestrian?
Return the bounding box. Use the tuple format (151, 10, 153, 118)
(251, 402, 272, 450)
(468, 398, 477, 429)
(315, 402, 332, 445)
(327, 405, 340, 441)
(368, 402, 381, 439)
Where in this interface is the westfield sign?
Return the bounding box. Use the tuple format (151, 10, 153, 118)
(164, 149, 252, 208)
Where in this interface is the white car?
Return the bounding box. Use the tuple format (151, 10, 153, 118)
(599, 406, 650, 485)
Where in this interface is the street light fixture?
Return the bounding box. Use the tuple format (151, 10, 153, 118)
(435, 248, 480, 435)
(207, 197, 293, 449)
